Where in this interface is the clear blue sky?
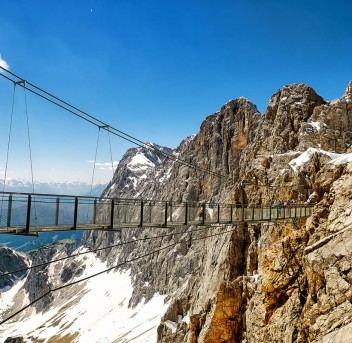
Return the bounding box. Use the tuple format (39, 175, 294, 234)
(0, 0, 351, 183)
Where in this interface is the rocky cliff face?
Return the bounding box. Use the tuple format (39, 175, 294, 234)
(0, 248, 29, 291)
(87, 81, 352, 342)
(101, 97, 261, 204)
(2, 81, 352, 342)
(101, 143, 173, 199)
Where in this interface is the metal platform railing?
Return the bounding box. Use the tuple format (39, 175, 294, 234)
(0, 191, 314, 234)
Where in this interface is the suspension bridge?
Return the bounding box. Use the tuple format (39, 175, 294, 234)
(0, 67, 314, 236)
(0, 190, 313, 235)
(0, 69, 314, 330)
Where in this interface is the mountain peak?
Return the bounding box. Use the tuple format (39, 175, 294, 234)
(102, 142, 172, 198)
(221, 97, 260, 114)
(343, 80, 352, 101)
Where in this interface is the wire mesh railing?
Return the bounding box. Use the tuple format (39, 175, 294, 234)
(0, 191, 314, 234)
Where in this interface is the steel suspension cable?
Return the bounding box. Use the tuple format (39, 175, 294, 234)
(23, 82, 38, 224)
(89, 127, 101, 196)
(107, 127, 115, 179)
(0, 84, 16, 224)
(0, 223, 237, 325)
(23, 83, 35, 194)
(0, 67, 227, 180)
(86, 127, 101, 221)
(0, 222, 222, 278)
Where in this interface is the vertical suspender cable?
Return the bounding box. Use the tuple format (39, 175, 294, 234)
(23, 82, 37, 225)
(89, 127, 101, 197)
(86, 127, 101, 223)
(107, 127, 114, 179)
(23, 82, 35, 194)
(0, 84, 16, 224)
(2, 84, 16, 192)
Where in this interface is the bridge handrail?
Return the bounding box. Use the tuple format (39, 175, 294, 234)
(0, 191, 314, 208)
(0, 191, 314, 234)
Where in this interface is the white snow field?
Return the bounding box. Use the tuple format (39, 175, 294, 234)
(0, 251, 169, 342)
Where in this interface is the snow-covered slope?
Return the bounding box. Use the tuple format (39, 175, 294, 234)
(102, 142, 173, 198)
(289, 148, 352, 172)
(0, 248, 169, 342)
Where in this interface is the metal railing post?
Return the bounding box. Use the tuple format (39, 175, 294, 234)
(110, 199, 115, 229)
(149, 202, 152, 223)
(184, 202, 188, 225)
(93, 199, 97, 224)
(25, 195, 32, 234)
(164, 202, 168, 227)
(7, 194, 12, 227)
(202, 203, 206, 225)
(139, 200, 144, 227)
(169, 201, 173, 222)
(252, 206, 255, 221)
(72, 197, 78, 230)
(55, 197, 60, 226)
(217, 204, 220, 223)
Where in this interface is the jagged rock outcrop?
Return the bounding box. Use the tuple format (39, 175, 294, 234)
(0, 247, 29, 290)
(89, 81, 352, 343)
(254, 84, 325, 154)
(101, 97, 261, 203)
(235, 82, 352, 207)
(102, 143, 173, 199)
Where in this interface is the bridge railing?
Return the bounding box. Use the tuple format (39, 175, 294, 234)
(0, 191, 314, 233)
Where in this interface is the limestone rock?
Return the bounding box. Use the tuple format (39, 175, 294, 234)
(85, 82, 352, 342)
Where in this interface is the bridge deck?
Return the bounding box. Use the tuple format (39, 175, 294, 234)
(0, 191, 313, 235)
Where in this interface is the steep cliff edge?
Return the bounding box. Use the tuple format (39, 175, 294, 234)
(83, 81, 352, 342)
(1, 82, 352, 342)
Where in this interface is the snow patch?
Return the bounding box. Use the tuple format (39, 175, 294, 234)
(267, 151, 299, 158)
(329, 153, 352, 165)
(129, 153, 155, 170)
(0, 277, 29, 319)
(251, 274, 261, 283)
(289, 148, 341, 172)
(309, 121, 320, 131)
(128, 176, 138, 189)
(0, 253, 169, 342)
(159, 167, 172, 183)
(164, 320, 178, 333)
(238, 96, 250, 101)
(182, 314, 190, 324)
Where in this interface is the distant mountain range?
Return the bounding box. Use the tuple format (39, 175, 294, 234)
(0, 179, 107, 197)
